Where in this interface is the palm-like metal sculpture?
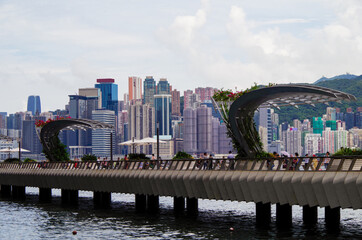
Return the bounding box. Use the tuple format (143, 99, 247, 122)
(213, 84, 356, 157)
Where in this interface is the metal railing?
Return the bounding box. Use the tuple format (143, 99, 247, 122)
(0, 156, 361, 172)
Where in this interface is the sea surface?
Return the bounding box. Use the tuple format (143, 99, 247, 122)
(0, 188, 361, 239)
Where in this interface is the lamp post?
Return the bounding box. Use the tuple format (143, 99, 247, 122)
(18, 138, 21, 161)
(110, 132, 113, 161)
(157, 121, 159, 160)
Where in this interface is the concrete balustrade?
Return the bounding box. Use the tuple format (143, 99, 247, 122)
(0, 156, 360, 225)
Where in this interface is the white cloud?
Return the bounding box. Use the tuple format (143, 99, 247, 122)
(1, 0, 362, 114)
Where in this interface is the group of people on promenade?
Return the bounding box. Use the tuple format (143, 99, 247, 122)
(269, 151, 331, 171)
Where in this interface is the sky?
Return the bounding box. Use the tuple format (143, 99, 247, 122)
(1, 0, 362, 114)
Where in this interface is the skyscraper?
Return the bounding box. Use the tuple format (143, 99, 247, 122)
(22, 119, 43, 155)
(92, 110, 116, 157)
(128, 102, 155, 153)
(154, 94, 172, 136)
(95, 78, 118, 115)
(171, 89, 181, 116)
(157, 78, 171, 94)
(259, 108, 272, 149)
(27, 96, 41, 115)
(143, 76, 156, 106)
(128, 76, 142, 103)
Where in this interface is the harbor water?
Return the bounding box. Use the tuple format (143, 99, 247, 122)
(0, 188, 361, 239)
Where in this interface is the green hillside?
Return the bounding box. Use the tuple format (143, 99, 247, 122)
(276, 77, 362, 124)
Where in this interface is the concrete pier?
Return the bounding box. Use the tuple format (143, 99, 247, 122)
(303, 206, 317, 225)
(147, 195, 159, 213)
(174, 197, 185, 213)
(12, 186, 26, 200)
(186, 197, 198, 215)
(276, 203, 292, 227)
(94, 191, 111, 208)
(256, 202, 271, 225)
(61, 189, 79, 205)
(325, 206, 340, 227)
(135, 194, 147, 212)
(39, 188, 52, 202)
(1, 185, 11, 198)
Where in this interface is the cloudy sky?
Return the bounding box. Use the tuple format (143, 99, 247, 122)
(1, 0, 362, 114)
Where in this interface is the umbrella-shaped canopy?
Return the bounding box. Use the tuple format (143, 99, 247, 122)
(119, 137, 166, 146)
(118, 139, 144, 146)
(138, 137, 166, 144)
(9, 147, 30, 152)
(0, 148, 11, 152)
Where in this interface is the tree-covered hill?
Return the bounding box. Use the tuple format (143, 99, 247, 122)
(276, 77, 362, 124)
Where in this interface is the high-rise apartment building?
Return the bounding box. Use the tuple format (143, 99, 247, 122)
(322, 127, 335, 153)
(304, 133, 321, 155)
(95, 78, 118, 114)
(183, 90, 193, 109)
(92, 110, 116, 157)
(157, 78, 171, 94)
(154, 94, 172, 136)
(313, 117, 323, 135)
(284, 127, 302, 155)
(335, 128, 348, 151)
(326, 107, 336, 121)
(183, 108, 197, 153)
(197, 105, 212, 153)
(143, 76, 156, 106)
(183, 106, 232, 154)
(27, 96, 41, 116)
(195, 87, 216, 102)
(171, 89, 181, 116)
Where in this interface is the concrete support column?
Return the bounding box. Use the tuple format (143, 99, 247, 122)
(12, 186, 26, 200)
(256, 202, 271, 226)
(174, 197, 185, 213)
(61, 189, 78, 205)
(94, 191, 111, 208)
(147, 195, 159, 213)
(1, 185, 11, 198)
(39, 188, 52, 202)
(276, 203, 292, 227)
(135, 194, 147, 212)
(186, 197, 198, 215)
(303, 205, 317, 225)
(325, 206, 340, 227)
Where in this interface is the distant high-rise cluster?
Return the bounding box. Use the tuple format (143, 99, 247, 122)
(1, 75, 361, 161)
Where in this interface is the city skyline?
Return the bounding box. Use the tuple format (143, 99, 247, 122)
(1, 0, 362, 113)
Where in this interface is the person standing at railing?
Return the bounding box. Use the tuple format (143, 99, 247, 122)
(208, 154, 213, 170)
(227, 151, 235, 170)
(303, 154, 309, 170)
(311, 155, 318, 170)
(324, 152, 330, 170)
(124, 155, 129, 169)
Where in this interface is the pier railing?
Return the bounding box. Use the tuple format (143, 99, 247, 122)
(1, 156, 361, 172)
